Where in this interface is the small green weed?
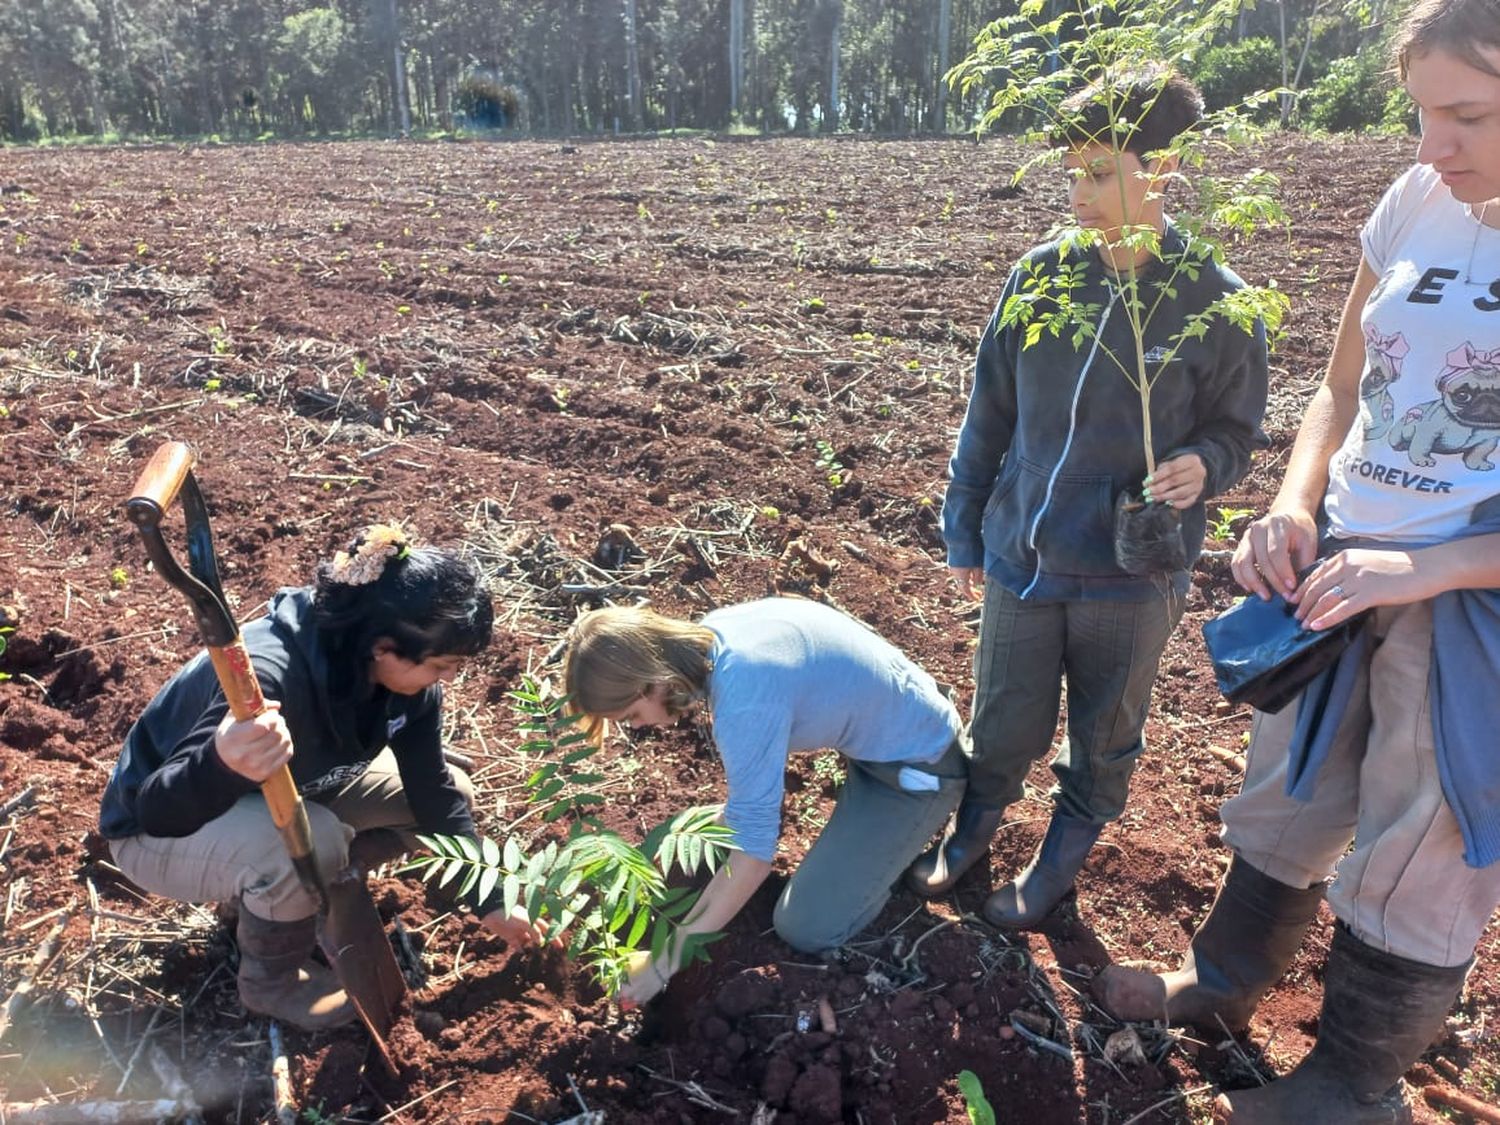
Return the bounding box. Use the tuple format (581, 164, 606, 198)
(814, 440, 845, 489)
(1209, 506, 1255, 542)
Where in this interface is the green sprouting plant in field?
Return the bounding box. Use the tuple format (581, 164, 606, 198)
(1208, 505, 1255, 542)
(949, 0, 1291, 487)
(814, 440, 846, 489)
(811, 753, 846, 790)
(957, 1070, 996, 1125)
(0, 626, 14, 682)
(407, 677, 735, 995)
(109, 566, 130, 590)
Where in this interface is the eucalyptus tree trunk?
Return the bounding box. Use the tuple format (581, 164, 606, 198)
(824, 1, 841, 132)
(729, 0, 745, 120)
(623, 0, 643, 129)
(387, 0, 410, 135)
(934, 0, 951, 131)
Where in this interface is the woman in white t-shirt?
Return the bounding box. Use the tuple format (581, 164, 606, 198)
(1095, 2, 1500, 1121)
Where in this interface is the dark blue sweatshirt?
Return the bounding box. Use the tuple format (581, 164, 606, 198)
(100, 588, 475, 844)
(943, 224, 1270, 601)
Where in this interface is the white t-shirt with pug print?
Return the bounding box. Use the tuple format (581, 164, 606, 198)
(1323, 162, 1500, 544)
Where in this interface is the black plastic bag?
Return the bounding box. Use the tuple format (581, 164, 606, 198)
(1114, 491, 1188, 575)
(1201, 590, 1368, 714)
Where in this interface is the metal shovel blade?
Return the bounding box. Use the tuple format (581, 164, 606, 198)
(319, 867, 407, 1070)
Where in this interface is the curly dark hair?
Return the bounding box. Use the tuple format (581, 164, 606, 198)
(311, 530, 493, 696)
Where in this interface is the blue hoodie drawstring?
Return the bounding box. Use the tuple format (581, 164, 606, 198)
(1020, 285, 1120, 599)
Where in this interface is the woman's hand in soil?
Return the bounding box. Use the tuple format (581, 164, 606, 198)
(480, 904, 553, 949)
(619, 950, 673, 1009)
(1295, 548, 1425, 629)
(948, 566, 984, 601)
(1142, 454, 1205, 510)
(213, 703, 293, 782)
(1231, 508, 1319, 601)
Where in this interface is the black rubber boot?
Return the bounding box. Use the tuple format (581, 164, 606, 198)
(1214, 924, 1471, 1124)
(1095, 854, 1325, 1030)
(904, 800, 1005, 897)
(982, 812, 1102, 929)
(236, 908, 355, 1031)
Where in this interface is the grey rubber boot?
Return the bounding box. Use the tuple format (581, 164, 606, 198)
(1095, 854, 1325, 1030)
(236, 908, 356, 1031)
(904, 800, 1005, 897)
(982, 812, 1101, 929)
(1214, 923, 1471, 1124)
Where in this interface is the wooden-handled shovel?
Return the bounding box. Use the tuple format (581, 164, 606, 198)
(125, 441, 406, 1072)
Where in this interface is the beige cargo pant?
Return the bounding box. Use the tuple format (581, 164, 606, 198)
(110, 749, 471, 923)
(1220, 599, 1500, 968)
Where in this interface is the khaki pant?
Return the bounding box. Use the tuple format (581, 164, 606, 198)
(110, 749, 471, 923)
(1221, 600, 1500, 967)
(773, 737, 968, 952)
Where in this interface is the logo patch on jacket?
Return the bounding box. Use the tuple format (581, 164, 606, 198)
(387, 715, 407, 738)
(1143, 345, 1171, 364)
(302, 761, 372, 798)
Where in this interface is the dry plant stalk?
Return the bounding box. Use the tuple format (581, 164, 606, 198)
(0, 907, 72, 1045)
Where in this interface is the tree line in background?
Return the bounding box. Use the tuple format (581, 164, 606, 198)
(0, 0, 1414, 143)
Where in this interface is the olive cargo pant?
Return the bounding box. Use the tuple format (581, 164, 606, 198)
(774, 737, 968, 952)
(966, 578, 1183, 823)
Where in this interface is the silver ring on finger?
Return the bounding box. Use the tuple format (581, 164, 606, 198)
(1329, 584, 1344, 598)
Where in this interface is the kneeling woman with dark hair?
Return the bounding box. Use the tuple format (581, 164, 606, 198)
(99, 526, 542, 1030)
(564, 596, 969, 1007)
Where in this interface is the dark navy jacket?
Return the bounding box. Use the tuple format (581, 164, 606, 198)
(100, 587, 475, 843)
(943, 224, 1270, 601)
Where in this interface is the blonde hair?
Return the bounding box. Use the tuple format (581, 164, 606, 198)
(1395, 0, 1500, 80)
(562, 606, 714, 742)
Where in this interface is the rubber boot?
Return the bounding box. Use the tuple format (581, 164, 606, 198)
(236, 908, 356, 1031)
(982, 812, 1101, 929)
(1095, 854, 1325, 1030)
(904, 800, 1005, 897)
(1214, 923, 1470, 1124)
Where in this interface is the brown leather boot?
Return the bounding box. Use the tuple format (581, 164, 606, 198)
(1214, 923, 1470, 1124)
(905, 801, 1005, 896)
(236, 908, 355, 1031)
(982, 812, 1101, 929)
(1095, 855, 1325, 1030)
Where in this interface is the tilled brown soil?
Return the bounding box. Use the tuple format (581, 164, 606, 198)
(0, 135, 1494, 1124)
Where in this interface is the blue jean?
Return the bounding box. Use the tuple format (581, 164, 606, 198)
(966, 577, 1182, 822)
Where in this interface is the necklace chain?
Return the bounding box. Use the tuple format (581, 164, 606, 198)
(1468, 201, 1496, 286)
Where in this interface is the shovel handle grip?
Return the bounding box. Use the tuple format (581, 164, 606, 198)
(128, 441, 196, 515)
(206, 641, 316, 867)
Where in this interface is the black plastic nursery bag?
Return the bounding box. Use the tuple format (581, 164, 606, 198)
(1201, 591, 1368, 714)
